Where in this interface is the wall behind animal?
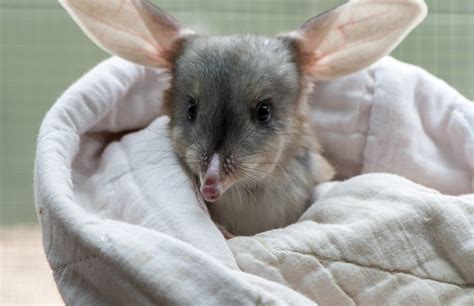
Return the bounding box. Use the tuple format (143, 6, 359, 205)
(0, 0, 472, 225)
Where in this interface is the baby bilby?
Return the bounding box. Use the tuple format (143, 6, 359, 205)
(60, 0, 426, 236)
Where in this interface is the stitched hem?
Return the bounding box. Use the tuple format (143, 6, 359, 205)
(52, 253, 99, 271)
(274, 248, 473, 289)
(360, 66, 376, 174)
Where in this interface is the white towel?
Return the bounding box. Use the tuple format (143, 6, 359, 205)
(35, 56, 474, 305)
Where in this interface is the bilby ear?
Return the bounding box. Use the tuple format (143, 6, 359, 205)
(287, 0, 427, 80)
(59, 0, 193, 68)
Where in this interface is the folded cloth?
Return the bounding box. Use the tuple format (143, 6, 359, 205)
(35, 56, 474, 305)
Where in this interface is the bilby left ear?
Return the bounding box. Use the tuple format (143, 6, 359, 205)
(286, 0, 427, 80)
(59, 0, 194, 69)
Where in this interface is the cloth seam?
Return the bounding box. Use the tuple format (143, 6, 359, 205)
(251, 239, 356, 304)
(52, 253, 99, 271)
(450, 106, 474, 193)
(360, 68, 376, 174)
(318, 262, 356, 305)
(270, 248, 473, 289)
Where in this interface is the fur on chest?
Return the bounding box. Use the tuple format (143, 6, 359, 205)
(208, 147, 333, 236)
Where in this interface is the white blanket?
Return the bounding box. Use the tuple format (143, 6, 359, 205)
(35, 56, 474, 305)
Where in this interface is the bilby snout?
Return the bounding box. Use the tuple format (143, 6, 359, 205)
(199, 153, 235, 202)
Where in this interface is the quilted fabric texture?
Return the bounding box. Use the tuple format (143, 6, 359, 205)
(35, 56, 474, 305)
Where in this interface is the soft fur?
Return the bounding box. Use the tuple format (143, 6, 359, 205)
(167, 35, 333, 235)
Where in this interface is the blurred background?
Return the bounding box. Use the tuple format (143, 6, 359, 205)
(0, 0, 472, 304)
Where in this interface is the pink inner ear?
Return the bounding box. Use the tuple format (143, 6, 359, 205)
(291, 1, 427, 80)
(81, 5, 164, 60)
(292, 15, 337, 76)
(132, 0, 182, 52)
(295, 41, 331, 76)
(301, 50, 328, 76)
(60, 0, 186, 68)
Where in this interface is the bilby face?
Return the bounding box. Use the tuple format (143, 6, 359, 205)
(169, 35, 302, 202)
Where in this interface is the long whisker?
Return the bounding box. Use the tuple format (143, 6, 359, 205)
(130, 150, 201, 162)
(239, 181, 258, 205)
(240, 164, 286, 181)
(234, 149, 275, 159)
(147, 128, 202, 154)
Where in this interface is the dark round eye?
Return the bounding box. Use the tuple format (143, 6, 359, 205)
(256, 100, 271, 122)
(187, 96, 197, 121)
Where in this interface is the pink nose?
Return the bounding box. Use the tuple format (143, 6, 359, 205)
(203, 177, 217, 187)
(199, 153, 223, 202)
(201, 185, 220, 202)
(200, 176, 221, 202)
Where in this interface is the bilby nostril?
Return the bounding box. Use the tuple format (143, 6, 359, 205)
(202, 186, 217, 196)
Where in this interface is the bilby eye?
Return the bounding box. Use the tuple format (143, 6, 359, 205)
(255, 99, 271, 122)
(187, 96, 197, 121)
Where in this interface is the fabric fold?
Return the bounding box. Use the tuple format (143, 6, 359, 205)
(35, 56, 474, 305)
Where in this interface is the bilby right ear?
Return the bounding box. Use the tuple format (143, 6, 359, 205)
(59, 0, 193, 68)
(285, 0, 427, 80)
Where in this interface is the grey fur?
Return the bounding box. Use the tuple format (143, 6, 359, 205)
(168, 35, 334, 236)
(171, 35, 300, 145)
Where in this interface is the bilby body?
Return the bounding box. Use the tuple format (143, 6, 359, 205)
(60, 0, 427, 236)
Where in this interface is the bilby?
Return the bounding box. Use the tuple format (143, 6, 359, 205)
(60, 0, 427, 236)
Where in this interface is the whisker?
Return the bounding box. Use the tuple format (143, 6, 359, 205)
(234, 149, 275, 159)
(239, 165, 286, 181)
(147, 128, 202, 154)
